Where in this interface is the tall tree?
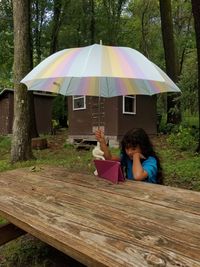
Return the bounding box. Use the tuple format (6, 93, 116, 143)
(31, 0, 53, 63)
(29, 1, 39, 138)
(140, 0, 150, 57)
(173, 0, 193, 76)
(11, 0, 33, 162)
(159, 0, 181, 124)
(89, 0, 95, 44)
(191, 0, 200, 153)
(101, 0, 128, 45)
(50, 0, 71, 54)
(50, 0, 63, 54)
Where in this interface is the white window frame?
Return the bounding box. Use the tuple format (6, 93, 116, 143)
(122, 95, 136, 114)
(73, 96, 86, 110)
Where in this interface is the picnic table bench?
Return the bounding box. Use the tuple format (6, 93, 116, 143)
(0, 165, 200, 266)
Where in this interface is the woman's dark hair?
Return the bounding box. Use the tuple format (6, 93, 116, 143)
(121, 128, 163, 184)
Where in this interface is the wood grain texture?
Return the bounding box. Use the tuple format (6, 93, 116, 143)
(0, 165, 200, 266)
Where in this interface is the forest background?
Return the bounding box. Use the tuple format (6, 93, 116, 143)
(0, 0, 199, 135)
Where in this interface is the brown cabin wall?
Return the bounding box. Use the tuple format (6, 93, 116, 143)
(68, 96, 119, 138)
(103, 97, 118, 135)
(117, 95, 157, 141)
(68, 96, 93, 136)
(68, 95, 157, 145)
(8, 93, 14, 133)
(34, 95, 54, 134)
(0, 91, 54, 136)
(0, 97, 10, 135)
(0, 93, 14, 135)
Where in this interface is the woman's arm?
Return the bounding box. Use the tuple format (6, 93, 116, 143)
(132, 153, 148, 181)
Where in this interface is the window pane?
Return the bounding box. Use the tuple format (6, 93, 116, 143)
(125, 97, 134, 112)
(74, 97, 84, 109)
(123, 96, 136, 114)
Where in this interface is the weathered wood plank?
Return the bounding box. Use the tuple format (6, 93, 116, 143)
(0, 166, 200, 266)
(0, 223, 26, 246)
(1, 169, 200, 232)
(1, 186, 200, 262)
(5, 166, 200, 215)
(1, 171, 198, 250)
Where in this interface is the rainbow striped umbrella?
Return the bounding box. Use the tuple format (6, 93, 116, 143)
(21, 44, 181, 97)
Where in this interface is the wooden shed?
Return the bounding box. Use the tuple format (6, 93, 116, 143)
(0, 89, 55, 135)
(67, 95, 157, 147)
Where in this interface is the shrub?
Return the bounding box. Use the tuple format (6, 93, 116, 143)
(167, 125, 197, 151)
(159, 122, 179, 134)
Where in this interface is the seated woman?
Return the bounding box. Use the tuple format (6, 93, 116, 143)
(95, 128, 163, 184)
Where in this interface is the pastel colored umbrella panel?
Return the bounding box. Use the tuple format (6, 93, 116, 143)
(21, 44, 181, 97)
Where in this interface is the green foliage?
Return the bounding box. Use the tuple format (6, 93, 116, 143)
(31, 0, 54, 64)
(0, 217, 7, 224)
(0, 136, 11, 159)
(0, 0, 13, 89)
(161, 149, 200, 190)
(126, 0, 164, 63)
(52, 95, 68, 127)
(0, 237, 50, 267)
(178, 52, 198, 114)
(182, 112, 199, 127)
(167, 125, 198, 151)
(52, 119, 59, 129)
(159, 122, 177, 134)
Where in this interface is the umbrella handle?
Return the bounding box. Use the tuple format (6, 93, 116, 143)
(98, 95, 101, 129)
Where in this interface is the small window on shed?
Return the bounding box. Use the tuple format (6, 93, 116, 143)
(73, 96, 86, 110)
(123, 95, 136, 114)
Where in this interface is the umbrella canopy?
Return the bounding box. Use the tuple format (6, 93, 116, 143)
(21, 44, 181, 97)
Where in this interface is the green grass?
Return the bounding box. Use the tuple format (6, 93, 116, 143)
(0, 217, 7, 224)
(182, 112, 199, 127)
(0, 136, 11, 161)
(0, 236, 53, 267)
(159, 148, 200, 190)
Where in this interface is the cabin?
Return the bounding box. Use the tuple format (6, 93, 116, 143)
(0, 88, 55, 135)
(67, 95, 157, 147)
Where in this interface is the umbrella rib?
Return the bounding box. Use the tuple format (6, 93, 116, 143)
(64, 77, 73, 95)
(106, 77, 109, 97)
(81, 45, 95, 75)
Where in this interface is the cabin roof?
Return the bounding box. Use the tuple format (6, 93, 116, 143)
(0, 88, 56, 99)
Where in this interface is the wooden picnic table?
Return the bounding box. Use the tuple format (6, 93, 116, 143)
(0, 165, 200, 267)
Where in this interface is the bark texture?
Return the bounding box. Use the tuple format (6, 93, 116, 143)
(159, 0, 181, 124)
(11, 0, 33, 162)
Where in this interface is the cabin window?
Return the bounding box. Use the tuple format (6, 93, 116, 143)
(73, 96, 86, 110)
(123, 95, 136, 114)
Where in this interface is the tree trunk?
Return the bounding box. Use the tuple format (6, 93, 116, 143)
(191, 0, 200, 153)
(34, 0, 42, 64)
(50, 0, 62, 54)
(159, 0, 181, 125)
(89, 0, 95, 44)
(11, 0, 33, 162)
(141, 1, 150, 58)
(29, 0, 39, 138)
(102, 0, 127, 45)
